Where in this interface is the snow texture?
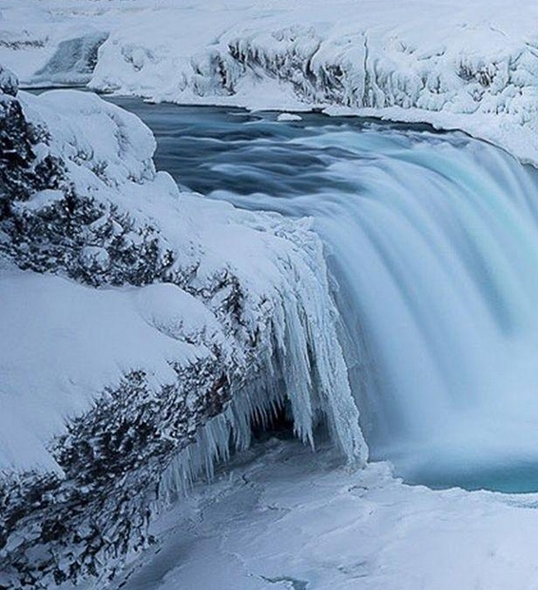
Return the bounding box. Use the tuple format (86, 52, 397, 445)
(5, 0, 538, 587)
(3, 0, 538, 163)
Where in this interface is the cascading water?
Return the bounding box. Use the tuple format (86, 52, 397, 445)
(115, 99, 538, 492)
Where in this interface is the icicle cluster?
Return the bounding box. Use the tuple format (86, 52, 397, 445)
(160, 222, 368, 501)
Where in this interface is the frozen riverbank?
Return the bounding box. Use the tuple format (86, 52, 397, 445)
(109, 438, 538, 590)
(5, 1, 538, 586)
(3, 0, 538, 163)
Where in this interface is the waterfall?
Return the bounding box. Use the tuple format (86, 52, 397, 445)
(297, 129, 538, 488)
(119, 100, 538, 491)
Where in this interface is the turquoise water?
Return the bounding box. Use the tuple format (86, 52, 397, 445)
(113, 98, 538, 493)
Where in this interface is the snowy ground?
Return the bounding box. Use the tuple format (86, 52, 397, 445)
(107, 438, 538, 590)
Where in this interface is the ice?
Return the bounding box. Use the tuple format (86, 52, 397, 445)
(160, 255, 368, 501)
(3, 0, 538, 586)
(4, 0, 538, 163)
(114, 439, 538, 590)
(5, 1, 538, 586)
(32, 32, 108, 86)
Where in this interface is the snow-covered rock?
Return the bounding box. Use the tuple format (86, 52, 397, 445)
(3, 0, 538, 163)
(277, 112, 302, 122)
(4, 0, 538, 586)
(0, 68, 365, 588)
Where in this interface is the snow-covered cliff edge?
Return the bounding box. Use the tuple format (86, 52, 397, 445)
(3, 0, 538, 164)
(0, 67, 365, 588)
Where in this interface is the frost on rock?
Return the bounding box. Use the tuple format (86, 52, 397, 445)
(184, 21, 538, 163)
(0, 65, 365, 588)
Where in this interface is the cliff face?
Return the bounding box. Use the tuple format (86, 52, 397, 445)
(0, 67, 365, 588)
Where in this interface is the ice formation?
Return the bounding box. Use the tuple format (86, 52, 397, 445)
(3, 0, 538, 163)
(0, 69, 364, 586)
(160, 226, 367, 499)
(117, 439, 538, 590)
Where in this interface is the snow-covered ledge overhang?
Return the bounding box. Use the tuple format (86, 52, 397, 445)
(0, 65, 366, 588)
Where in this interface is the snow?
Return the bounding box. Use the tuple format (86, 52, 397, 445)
(4, 0, 538, 163)
(1, 86, 366, 476)
(0, 268, 207, 474)
(20, 89, 161, 191)
(5, 1, 538, 587)
(277, 112, 302, 122)
(109, 438, 538, 590)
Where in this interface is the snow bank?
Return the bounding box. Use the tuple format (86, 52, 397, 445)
(3, 0, 538, 163)
(0, 83, 365, 476)
(0, 269, 212, 474)
(0, 71, 365, 586)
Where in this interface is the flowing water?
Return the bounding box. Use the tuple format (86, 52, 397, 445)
(113, 98, 538, 492)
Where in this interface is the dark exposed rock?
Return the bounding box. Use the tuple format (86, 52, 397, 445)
(2, 191, 176, 287)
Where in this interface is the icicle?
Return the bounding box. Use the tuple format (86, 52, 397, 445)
(159, 375, 286, 502)
(158, 222, 368, 506)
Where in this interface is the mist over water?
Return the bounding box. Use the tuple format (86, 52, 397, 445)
(115, 98, 538, 492)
